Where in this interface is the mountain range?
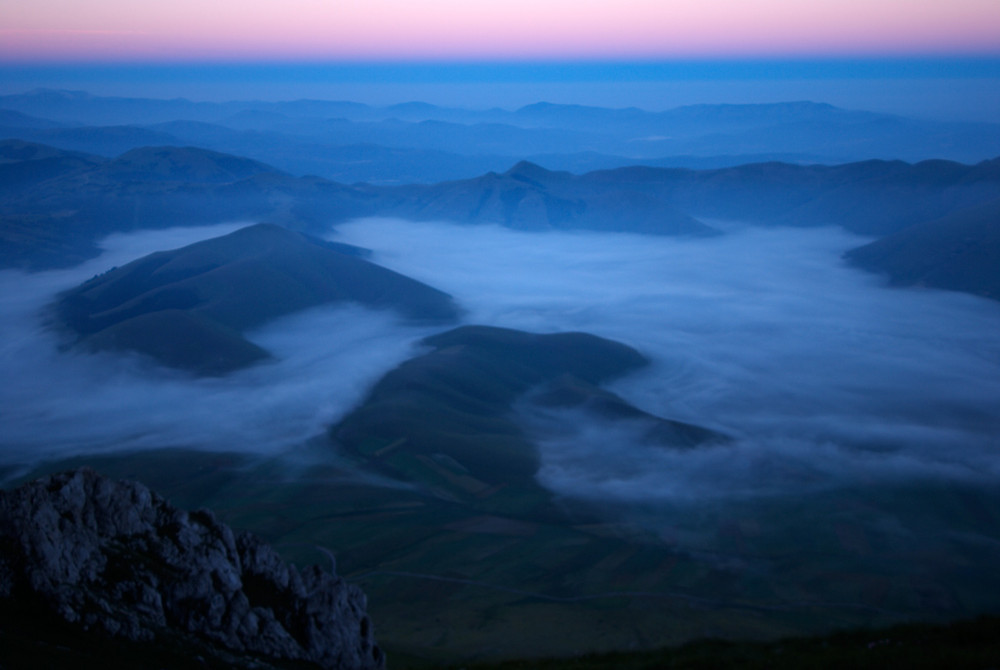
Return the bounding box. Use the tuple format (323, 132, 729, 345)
(3, 91, 1000, 666)
(3, 137, 998, 303)
(4, 90, 1000, 184)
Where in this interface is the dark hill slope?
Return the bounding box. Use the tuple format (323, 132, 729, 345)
(580, 158, 1000, 236)
(332, 325, 725, 513)
(0, 139, 105, 190)
(0, 144, 371, 269)
(844, 198, 1000, 301)
(55, 223, 460, 374)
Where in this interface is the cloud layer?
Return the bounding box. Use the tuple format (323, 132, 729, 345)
(3, 218, 1000, 507)
(332, 218, 1000, 501)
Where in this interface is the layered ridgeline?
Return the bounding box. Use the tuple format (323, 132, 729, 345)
(53, 223, 460, 374)
(380, 161, 715, 235)
(4, 92, 1000, 179)
(0, 142, 374, 269)
(332, 325, 727, 513)
(4, 139, 1000, 300)
(3, 138, 999, 250)
(0, 468, 384, 669)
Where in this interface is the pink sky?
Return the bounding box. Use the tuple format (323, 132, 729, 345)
(2, 0, 1000, 61)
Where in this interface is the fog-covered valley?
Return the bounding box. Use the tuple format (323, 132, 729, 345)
(3, 88, 1000, 665)
(4, 217, 999, 504)
(334, 219, 1000, 501)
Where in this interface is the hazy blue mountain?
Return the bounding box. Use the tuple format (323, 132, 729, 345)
(214, 112, 610, 157)
(527, 151, 826, 174)
(0, 89, 239, 125)
(5, 138, 1000, 283)
(0, 139, 105, 189)
(0, 144, 376, 268)
(4, 125, 186, 157)
(578, 158, 1000, 236)
(97, 146, 283, 183)
(151, 118, 809, 183)
(0, 108, 64, 130)
(7, 91, 1000, 168)
(845, 198, 1000, 301)
(148, 120, 516, 184)
(383, 160, 716, 235)
(54, 223, 460, 374)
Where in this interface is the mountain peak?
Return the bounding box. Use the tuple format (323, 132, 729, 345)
(504, 160, 554, 180)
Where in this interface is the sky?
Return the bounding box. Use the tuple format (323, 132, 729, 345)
(3, 0, 1000, 61)
(1, 1, 999, 117)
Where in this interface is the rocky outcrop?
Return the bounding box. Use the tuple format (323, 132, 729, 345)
(0, 468, 384, 669)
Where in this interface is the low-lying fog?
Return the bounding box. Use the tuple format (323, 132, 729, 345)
(3, 218, 1000, 505)
(0, 223, 441, 465)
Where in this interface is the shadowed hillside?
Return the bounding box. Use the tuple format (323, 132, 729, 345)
(845, 198, 1000, 301)
(382, 161, 717, 236)
(333, 325, 725, 512)
(54, 223, 460, 374)
(4, 139, 1000, 276)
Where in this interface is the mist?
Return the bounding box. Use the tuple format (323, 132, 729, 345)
(3, 217, 1000, 509)
(0, 223, 441, 466)
(330, 218, 1000, 502)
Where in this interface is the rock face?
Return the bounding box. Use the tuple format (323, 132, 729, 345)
(0, 468, 384, 670)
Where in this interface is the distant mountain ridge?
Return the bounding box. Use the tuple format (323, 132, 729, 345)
(3, 135, 1000, 301)
(101, 146, 282, 183)
(381, 160, 716, 235)
(4, 90, 1000, 183)
(3, 138, 1000, 270)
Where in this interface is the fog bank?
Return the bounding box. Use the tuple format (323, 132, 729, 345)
(332, 218, 1000, 501)
(3, 217, 1000, 505)
(0, 223, 438, 465)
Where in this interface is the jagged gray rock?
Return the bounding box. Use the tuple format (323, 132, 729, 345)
(0, 468, 384, 669)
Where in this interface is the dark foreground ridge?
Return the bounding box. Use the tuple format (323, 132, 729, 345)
(451, 614, 1000, 670)
(0, 468, 385, 669)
